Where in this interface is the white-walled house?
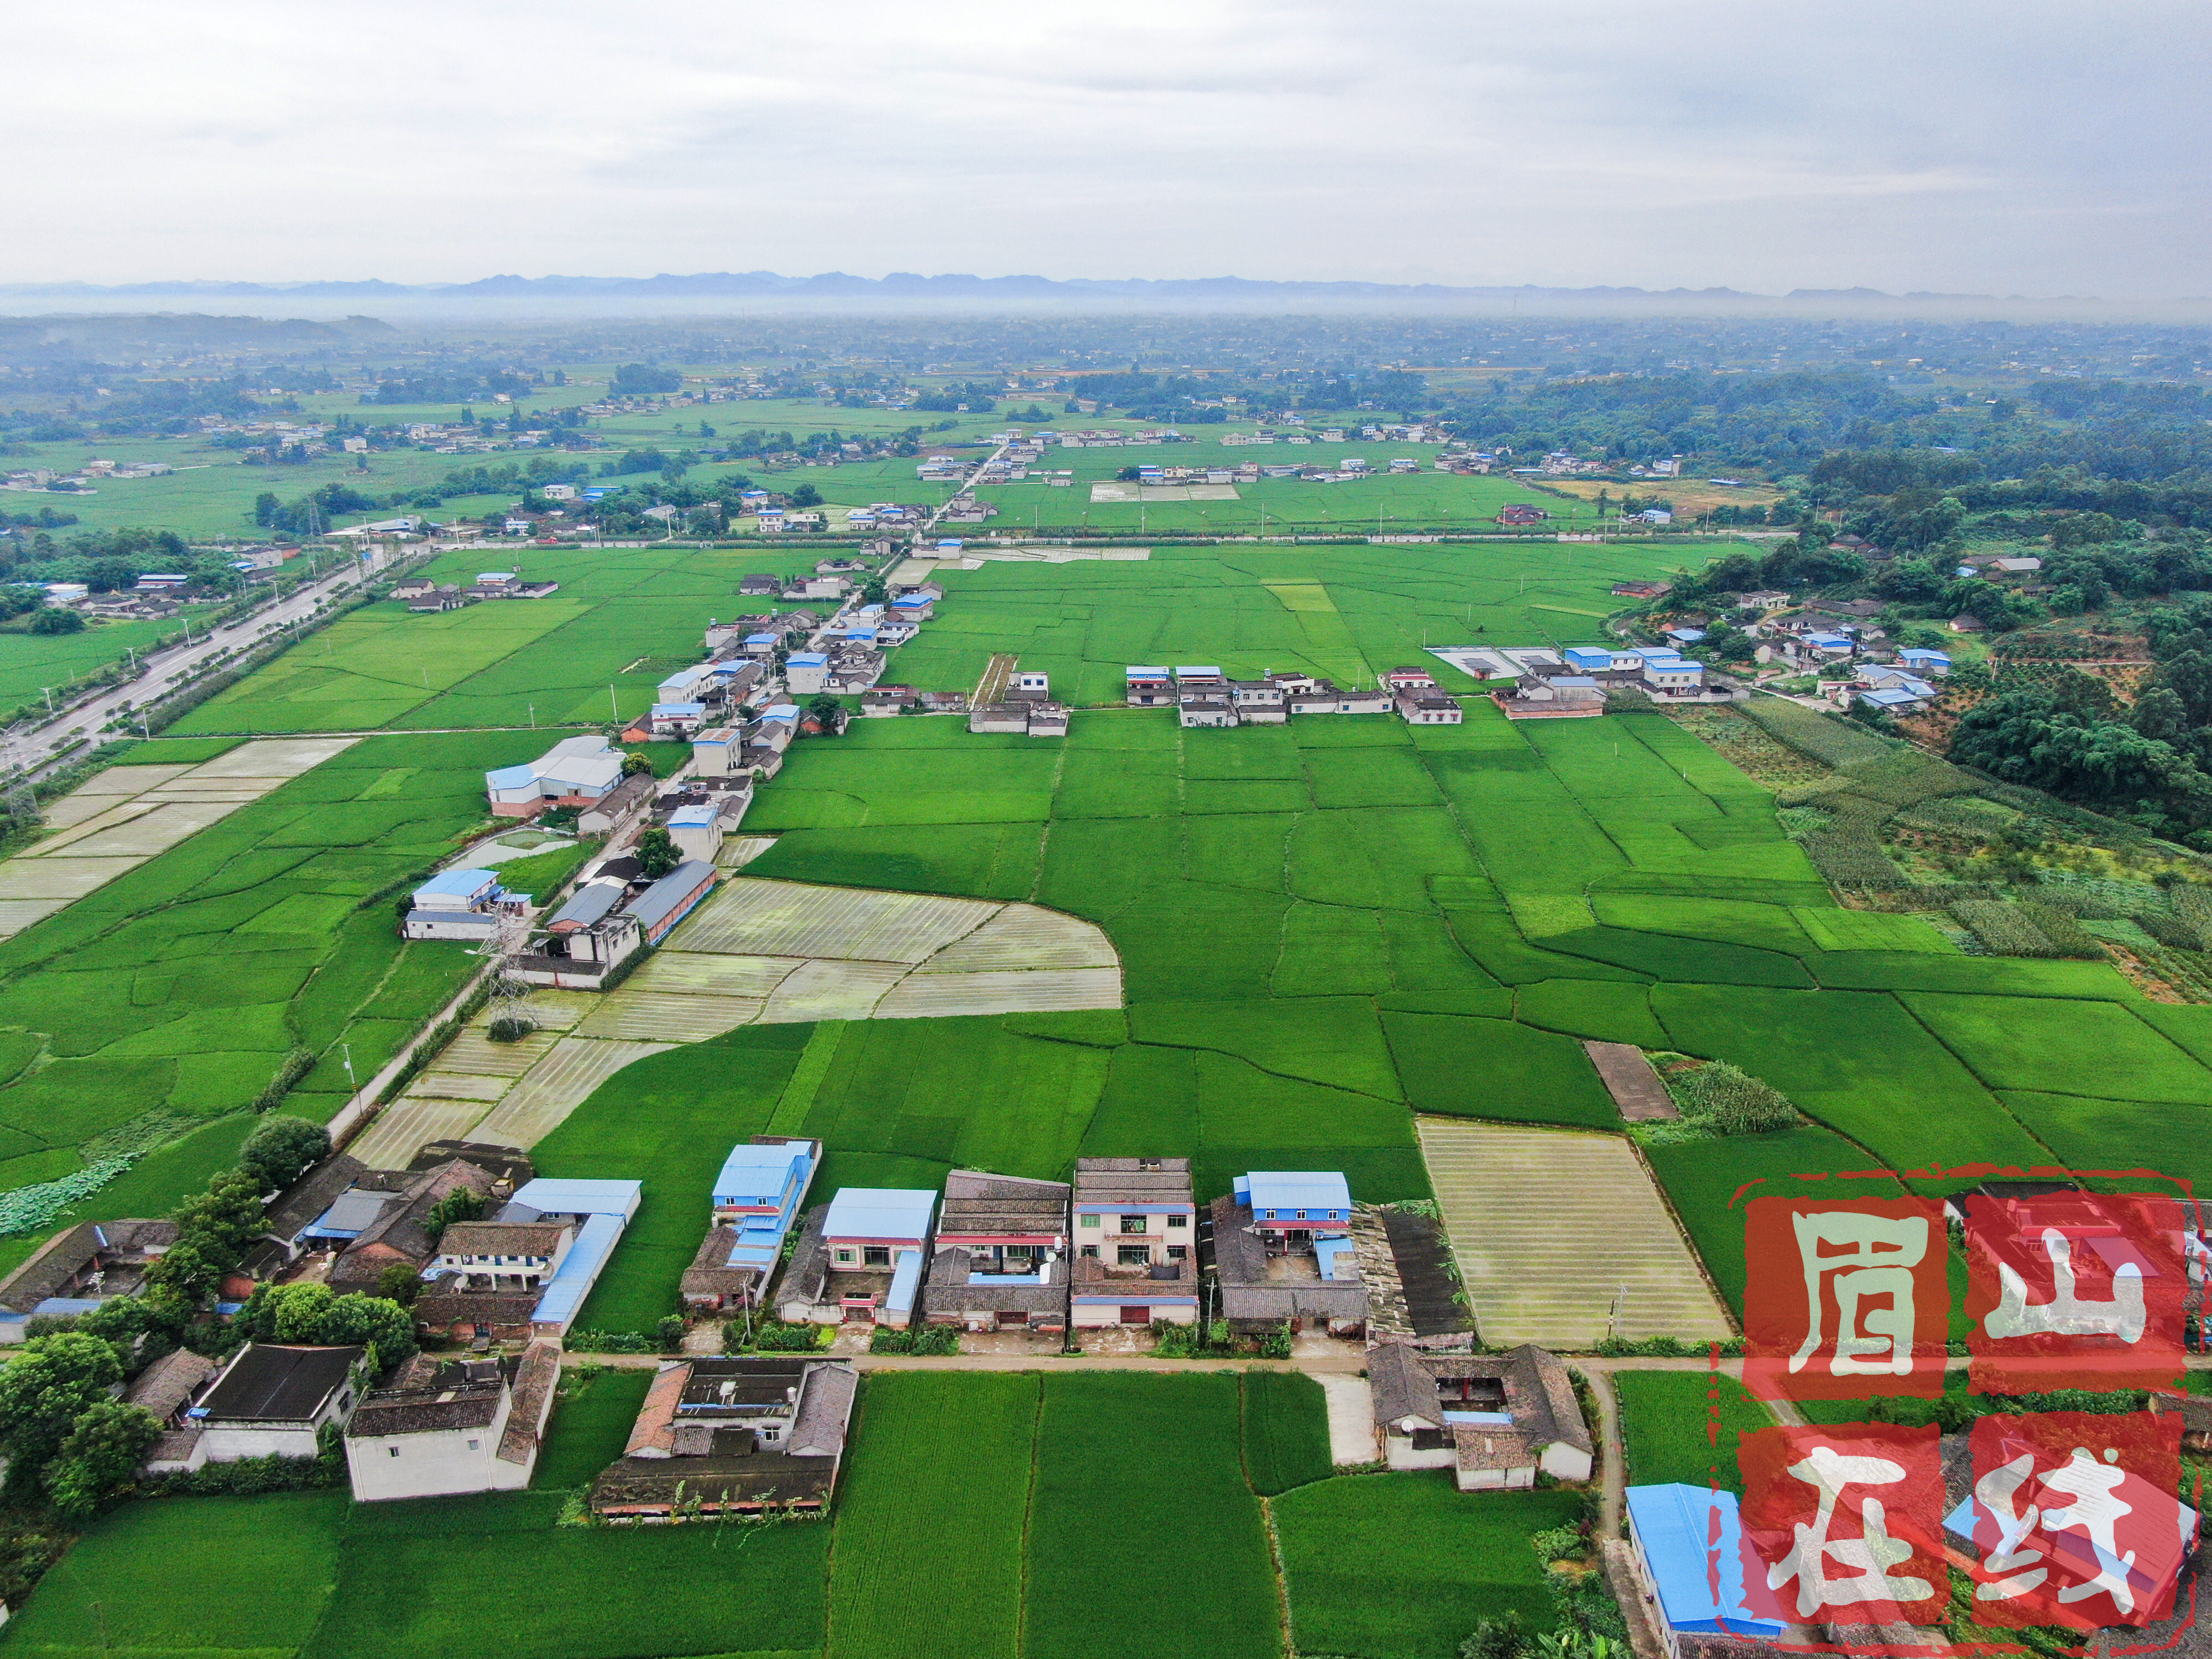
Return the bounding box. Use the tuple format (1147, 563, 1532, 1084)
(344, 1345, 559, 1501)
(193, 1343, 365, 1462)
(1366, 1340, 1593, 1490)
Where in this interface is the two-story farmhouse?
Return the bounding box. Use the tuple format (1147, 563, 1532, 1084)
(1069, 1157, 1199, 1328)
(922, 1170, 1071, 1334)
(681, 1137, 821, 1310)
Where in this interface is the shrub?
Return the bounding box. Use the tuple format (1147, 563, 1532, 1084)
(1462, 1613, 1530, 1659)
(2015, 902, 2107, 960)
(1950, 900, 2060, 957)
(1530, 1524, 1587, 1564)
(249, 1050, 317, 1114)
(656, 1314, 687, 1353)
(1664, 1061, 1799, 1135)
(725, 1319, 830, 1354)
(565, 1329, 657, 1354)
(868, 1323, 958, 1355)
(485, 1013, 538, 1044)
(143, 1449, 338, 1496)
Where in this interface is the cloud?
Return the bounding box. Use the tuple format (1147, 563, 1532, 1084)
(2, 0, 2205, 296)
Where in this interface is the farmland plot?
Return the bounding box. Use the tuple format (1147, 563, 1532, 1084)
(0, 736, 352, 937)
(1023, 1374, 1280, 1659)
(1276, 1477, 1585, 1659)
(827, 1373, 1038, 1659)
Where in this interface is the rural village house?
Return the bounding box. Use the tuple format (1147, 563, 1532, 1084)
(591, 1356, 857, 1520)
(681, 1137, 821, 1311)
(777, 1188, 936, 1328)
(1069, 1157, 1199, 1328)
(1368, 1339, 1593, 1489)
(343, 1345, 560, 1501)
(1206, 1171, 1368, 1336)
(921, 1170, 1071, 1334)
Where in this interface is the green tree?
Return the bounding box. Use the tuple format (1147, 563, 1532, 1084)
(45, 1401, 160, 1520)
(28, 609, 84, 636)
(377, 1262, 421, 1306)
(620, 750, 654, 776)
(176, 1168, 269, 1259)
(254, 491, 280, 526)
(634, 825, 679, 880)
(806, 695, 844, 734)
(234, 1283, 414, 1370)
(2132, 686, 2194, 747)
(422, 1185, 484, 1244)
(2154, 649, 2212, 727)
(237, 1116, 329, 1195)
(0, 1333, 123, 1495)
(143, 1237, 234, 1302)
(789, 483, 822, 508)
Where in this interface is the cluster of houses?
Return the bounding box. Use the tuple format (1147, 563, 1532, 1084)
(5, 458, 175, 493)
(0, 1143, 644, 1501)
(677, 1146, 1370, 1341)
(393, 570, 561, 612)
(1469, 641, 1736, 718)
(1673, 590, 1960, 711)
(1122, 664, 1464, 728)
(967, 669, 1069, 737)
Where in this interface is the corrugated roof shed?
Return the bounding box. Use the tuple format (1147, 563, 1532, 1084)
(822, 1188, 935, 1241)
(1624, 1484, 1783, 1637)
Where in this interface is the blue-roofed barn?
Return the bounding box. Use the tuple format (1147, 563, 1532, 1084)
(1624, 1484, 1786, 1656)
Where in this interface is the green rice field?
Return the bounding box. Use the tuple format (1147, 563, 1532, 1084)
(885, 539, 1695, 706)
(1609, 1369, 1775, 1494)
(1274, 1476, 1586, 1659)
(171, 541, 817, 734)
(7, 1369, 1430, 1659)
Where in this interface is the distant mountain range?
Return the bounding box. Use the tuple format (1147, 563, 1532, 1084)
(0, 271, 2059, 306)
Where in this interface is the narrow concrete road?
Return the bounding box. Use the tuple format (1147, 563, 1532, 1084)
(1580, 1365, 1628, 1538)
(564, 1348, 1370, 1374)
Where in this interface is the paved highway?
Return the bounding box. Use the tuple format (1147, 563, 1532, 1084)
(1, 547, 406, 782)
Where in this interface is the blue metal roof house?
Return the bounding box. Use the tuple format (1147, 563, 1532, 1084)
(1236, 1172, 1354, 1232)
(401, 868, 508, 942)
(680, 1138, 822, 1308)
(1623, 1485, 1785, 1657)
(1562, 646, 1614, 673)
(500, 1177, 644, 1339)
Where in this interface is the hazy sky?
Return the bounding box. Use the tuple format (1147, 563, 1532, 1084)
(8, 0, 2206, 296)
